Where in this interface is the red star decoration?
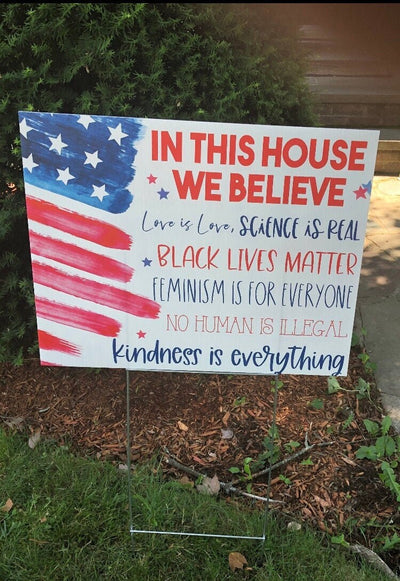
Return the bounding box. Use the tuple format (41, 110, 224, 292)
(147, 174, 157, 184)
(354, 185, 368, 199)
(137, 330, 146, 339)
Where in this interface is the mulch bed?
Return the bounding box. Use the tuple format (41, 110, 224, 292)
(1, 345, 399, 574)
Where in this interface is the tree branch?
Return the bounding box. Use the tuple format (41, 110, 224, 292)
(232, 439, 334, 485)
(163, 453, 283, 504)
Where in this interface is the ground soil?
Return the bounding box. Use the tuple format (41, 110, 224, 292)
(1, 346, 399, 575)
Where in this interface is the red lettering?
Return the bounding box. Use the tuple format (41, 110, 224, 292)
(327, 178, 345, 206)
(283, 138, 308, 168)
(207, 134, 227, 164)
(348, 141, 367, 170)
(172, 170, 221, 201)
(204, 172, 222, 201)
(190, 132, 207, 163)
(247, 174, 265, 203)
(151, 130, 158, 161)
(172, 170, 205, 200)
(229, 173, 247, 201)
(309, 139, 330, 169)
(261, 136, 283, 167)
(291, 176, 308, 205)
(331, 140, 348, 170)
(158, 131, 182, 162)
(237, 135, 255, 166)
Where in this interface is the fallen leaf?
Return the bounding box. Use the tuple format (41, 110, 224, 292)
(177, 420, 188, 432)
(196, 474, 220, 496)
(28, 428, 41, 449)
(1, 498, 13, 513)
(314, 494, 331, 509)
(229, 551, 248, 571)
(221, 428, 234, 439)
(3, 416, 24, 429)
(222, 411, 230, 426)
(199, 429, 219, 437)
(287, 521, 302, 531)
(192, 455, 208, 466)
(341, 455, 357, 466)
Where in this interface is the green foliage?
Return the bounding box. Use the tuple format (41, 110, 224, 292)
(327, 376, 371, 401)
(0, 428, 391, 580)
(261, 425, 281, 466)
(351, 327, 367, 348)
(0, 2, 317, 362)
(331, 533, 350, 548)
(310, 398, 324, 410)
(356, 416, 400, 505)
(358, 352, 377, 375)
(229, 424, 281, 479)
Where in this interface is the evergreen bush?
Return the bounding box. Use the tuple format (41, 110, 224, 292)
(0, 2, 317, 363)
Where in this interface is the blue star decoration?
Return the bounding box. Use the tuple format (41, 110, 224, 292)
(19, 112, 142, 214)
(362, 180, 372, 195)
(157, 188, 169, 199)
(142, 257, 152, 267)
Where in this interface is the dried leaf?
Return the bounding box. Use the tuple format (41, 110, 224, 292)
(1, 498, 13, 513)
(28, 428, 41, 449)
(192, 455, 208, 466)
(229, 551, 248, 571)
(314, 494, 331, 509)
(3, 416, 24, 429)
(287, 521, 302, 531)
(341, 455, 357, 466)
(222, 411, 230, 426)
(199, 429, 219, 437)
(177, 420, 188, 432)
(179, 476, 194, 487)
(196, 475, 220, 496)
(221, 428, 234, 440)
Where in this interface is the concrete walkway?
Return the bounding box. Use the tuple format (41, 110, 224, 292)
(356, 175, 400, 432)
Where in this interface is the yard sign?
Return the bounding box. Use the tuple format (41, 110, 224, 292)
(19, 112, 379, 375)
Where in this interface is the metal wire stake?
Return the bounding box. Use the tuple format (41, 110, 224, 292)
(125, 367, 272, 543)
(261, 372, 280, 542)
(125, 369, 135, 552)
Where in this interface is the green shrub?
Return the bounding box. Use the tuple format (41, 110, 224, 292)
(0, 2, 317, 363)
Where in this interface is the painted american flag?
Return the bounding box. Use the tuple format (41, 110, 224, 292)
(19, 111, 160, 366)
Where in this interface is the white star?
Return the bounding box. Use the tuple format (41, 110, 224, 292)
(49, 133, 67, 155)
(91, 184, 109, 201)
(20, 118, 33, 139)
(77, 115, 95, 129)
(23, 153, 38, 172)
(108, 123, 128, 145)
(56, 167, 75, 185)
(84, 150, 102, 168)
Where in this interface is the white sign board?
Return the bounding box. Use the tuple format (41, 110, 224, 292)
(19, 112, 379, 375)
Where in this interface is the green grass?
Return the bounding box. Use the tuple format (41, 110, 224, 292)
(0, 428, 393, 580)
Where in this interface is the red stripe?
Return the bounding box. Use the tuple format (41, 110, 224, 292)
(29, 231, 133, 283)
(32, 261, 160, 319)
(35, 296, 121, 337)
(26, 195, 132, 250)
(38, 330, 80, 355)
